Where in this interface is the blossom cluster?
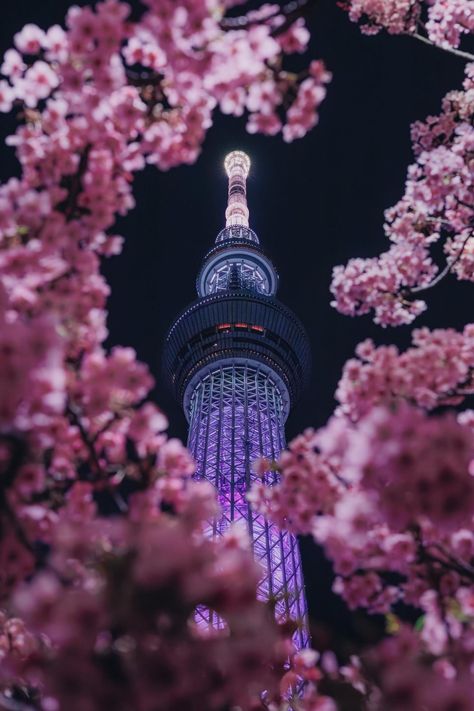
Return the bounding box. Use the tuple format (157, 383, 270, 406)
(347, 0, 420, 36)
(248, 430, 345, 535)
(364, 626, 474, 711)
(350, 405, 474, 532)
(0, 1, 330, 158)
(9, 514, 286, 711)
(336, 324, 474, 421)
(346, 0, 474, 50)
(330, 63, 473, 325)
(251, 325, 474, 664)
(286, 626, 474, 711)
(0, 284, 64, 434)
(252, 402, 474, 654)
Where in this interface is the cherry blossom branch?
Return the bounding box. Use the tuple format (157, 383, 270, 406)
(371, 228, 472, 318)
(220, 0, 318, 35)
(0, 435, 26, 490)
(66, 404, 129, 513)
(125, 68, 162, 86)
(428, 542, 474, 579)
(66, 402, 103, 480)
(90, 413, 120, 445)
(348, 537, 474, 588)
(0, 437, 47, 565)
(3, 502, 37, 559)
(411, 528, 460, 647)
(407, 31, 474, 62)
(412, 523, 474, 582)
(433, 367, 473, 403)
(270, 0, 319, 37)
(422, 549, 474, 582)
(56, 144, 92, 222)
(409, 230, 473, 294)
(1, 486, 45, 568)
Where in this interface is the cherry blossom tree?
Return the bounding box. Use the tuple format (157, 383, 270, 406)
(0, 0, 472, 709)
(331, 2, 474, 326)
(330, 65, 473, 326)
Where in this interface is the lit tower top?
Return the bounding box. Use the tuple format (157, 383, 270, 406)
(165, 150, 310, 415)
(197, 150, 278, 298)
(224, 150, 251, 228)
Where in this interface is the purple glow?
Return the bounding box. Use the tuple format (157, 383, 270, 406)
(188, 362, 309, 648)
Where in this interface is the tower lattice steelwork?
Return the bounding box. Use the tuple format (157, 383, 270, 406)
(163, 151, 311, 648)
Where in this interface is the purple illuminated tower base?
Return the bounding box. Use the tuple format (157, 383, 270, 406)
(164, 152, 311, 647)
(188, 362, 308, 648)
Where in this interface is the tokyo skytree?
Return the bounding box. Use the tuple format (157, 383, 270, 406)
(163, 151, 311, 648)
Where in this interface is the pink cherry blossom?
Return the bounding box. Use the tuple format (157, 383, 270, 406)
(0, 288, 65, 432)
(346, 0, 474, 52)
(248, 428, 343, 534)
(0, 49, 25, 78)
(350, 404, 474, 532)
(364, 627, 474, 711)
(331, 62, 473, 325)
(17, 61, 60, 108)
(283, 65, 332, 143)
(14, 24, 46, 55)
(247, 111, 283, 136)
(156, 437, 196, 478)
(276, 19, 311, 54)
(12, 515, 285, 711)
(252, 400, 474, 626)
(0, 81, 14, 113)
(336, 324, 474, 421)
(0, 609, 37, 691)
(426, 0, 474, 48)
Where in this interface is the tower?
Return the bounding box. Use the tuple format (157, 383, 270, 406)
(163, 151, 311, 648)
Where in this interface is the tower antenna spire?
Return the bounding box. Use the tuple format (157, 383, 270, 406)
(224, 150, 251, 228)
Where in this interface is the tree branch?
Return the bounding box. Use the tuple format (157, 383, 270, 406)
(409, 230, 473, 294)
(408, 31, 474, 62)
(66, 403, 130, 513)
(56, 144, 92, 222)
(220, 0, 318, 36)
(428, 542, 474, 579)
(270, 0, 319, 38)
(66, 402, 104, 480)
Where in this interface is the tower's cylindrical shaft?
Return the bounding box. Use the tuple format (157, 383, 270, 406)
(188, 362, 309, 649)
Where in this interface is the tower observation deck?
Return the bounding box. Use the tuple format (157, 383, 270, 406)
(163, 151, 311, 648)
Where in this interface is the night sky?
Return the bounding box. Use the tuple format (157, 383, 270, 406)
(1, 1, 472, 653)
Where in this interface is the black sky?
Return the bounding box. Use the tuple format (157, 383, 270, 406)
(1, 0, 472, 651)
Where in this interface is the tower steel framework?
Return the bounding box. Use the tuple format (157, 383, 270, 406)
(164, 152, 311, 648)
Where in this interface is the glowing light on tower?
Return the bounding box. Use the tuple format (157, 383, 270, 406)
(224, 150, 251, 228)
(164, 151, 311, 648)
